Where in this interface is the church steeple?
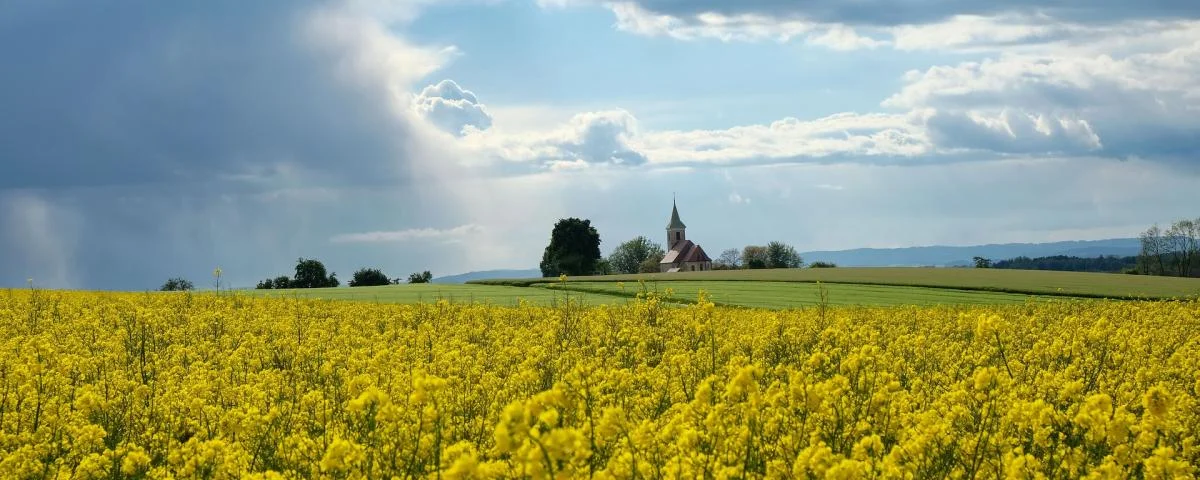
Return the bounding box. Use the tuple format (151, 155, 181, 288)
(666, 198, 687, 247)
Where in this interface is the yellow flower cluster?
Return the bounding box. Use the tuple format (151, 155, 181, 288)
(0, 289, 1197, 478)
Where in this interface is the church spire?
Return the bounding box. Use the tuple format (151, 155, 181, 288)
(667, 198, 686, 230)
(666, 198, 687, 247)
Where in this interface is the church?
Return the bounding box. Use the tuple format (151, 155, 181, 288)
(659, 200, 713, 272)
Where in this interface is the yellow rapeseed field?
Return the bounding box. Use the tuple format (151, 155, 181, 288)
(0, 288, 1197, 479)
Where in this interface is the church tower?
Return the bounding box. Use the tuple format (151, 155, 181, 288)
(666, 199, 687, 248)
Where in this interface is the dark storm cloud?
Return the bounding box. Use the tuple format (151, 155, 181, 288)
(0, 0, 422, 190)
(0, 0, 462, 289)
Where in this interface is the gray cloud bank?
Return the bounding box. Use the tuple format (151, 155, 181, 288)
(0, 0, 463, 289)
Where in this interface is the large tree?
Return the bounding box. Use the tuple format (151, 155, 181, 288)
(1136, 218, 1200, 277)
(1138, 225, 1167, 275)
(608, 236, 664, 274)
(742, 245, 769, 269)
(292, 257, 339, 288)
(1165, 219, 1199, 277)
(540, 218, 602, 277)
(766, 241, 803, 268)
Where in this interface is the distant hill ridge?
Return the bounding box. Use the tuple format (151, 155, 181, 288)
(432, 269, 541, 284)
(801, 238, 1140, 267)
(433, 238, 1142, 283)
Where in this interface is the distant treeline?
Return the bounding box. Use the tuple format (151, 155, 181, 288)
(985, 216, 1199, 277)
(1137, 217, 1200, 277)
(992, 255, 1138, 273)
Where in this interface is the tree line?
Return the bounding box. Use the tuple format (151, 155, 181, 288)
(161, 216, 821, 289)
(252, 258, 436, 289)
(159, 258, 436, 291)
(991, 255, 1138, 273)
(538, 217, 816, 276)
(973, 216, 1198, 276)
(712, 243, 808, 270)
(1137, 217, 1200, 277)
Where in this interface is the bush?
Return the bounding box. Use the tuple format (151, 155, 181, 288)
(638, 257, 662, 273)
(408, 271, 433, 284)
(160, 277, 194, 291)
(809, 261, 837, 268)
(349, 268, 391, 287)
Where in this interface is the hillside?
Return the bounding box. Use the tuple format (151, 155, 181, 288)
(800, 238, 1140, 267)
(432, 269, 541, 284)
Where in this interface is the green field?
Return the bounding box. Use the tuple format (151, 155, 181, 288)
(475, 267, 1200, 300)
(543, 280, 1039, 308)
(244, 284, 624, 306)
(237, 268, 1200, 309)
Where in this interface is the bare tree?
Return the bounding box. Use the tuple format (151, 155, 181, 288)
(1192, 218, 1200, 277)
(714, 248, 741, 270)
(1138, 225, 1167, 275)
(1166, 219, 1199, 277)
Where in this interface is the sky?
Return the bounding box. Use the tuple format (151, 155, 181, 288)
(2, 0, 1199, 289)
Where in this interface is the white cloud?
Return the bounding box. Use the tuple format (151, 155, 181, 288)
(551, 1, 1200, 55)
(413, 79, 494, 136)
(459, 109, 932, 170)
(302, 6, 455, 94)
(447, 23, 1198, 169)
(924, 109, 1103, 155)
(460, 109, 648, 168)
(330, 224, 485, 243)
(728, 192, 751, 204)
(807, 25, 886, 50)
(609, 2, 819, 43)
(886, 43, 1200, 158)
(637, 112, 929, 165)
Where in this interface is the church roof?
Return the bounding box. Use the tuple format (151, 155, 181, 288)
(660, 240, 712, 264)
(667, 200, 686, 229)
(679, 243, 712, 263)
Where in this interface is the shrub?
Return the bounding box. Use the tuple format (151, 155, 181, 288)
(349, 268, 392, 287)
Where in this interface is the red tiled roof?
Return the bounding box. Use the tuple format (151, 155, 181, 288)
(680, 244, 711, 263)
(660, 240, 711, 264)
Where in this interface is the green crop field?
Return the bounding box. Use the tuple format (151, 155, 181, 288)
(239, 281, 1038, 309)
(474, 267, 1200, 300)
(242, 283, 623, 306)
(542, 280, 1040, 308)
(236, 268, 1200, 309)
